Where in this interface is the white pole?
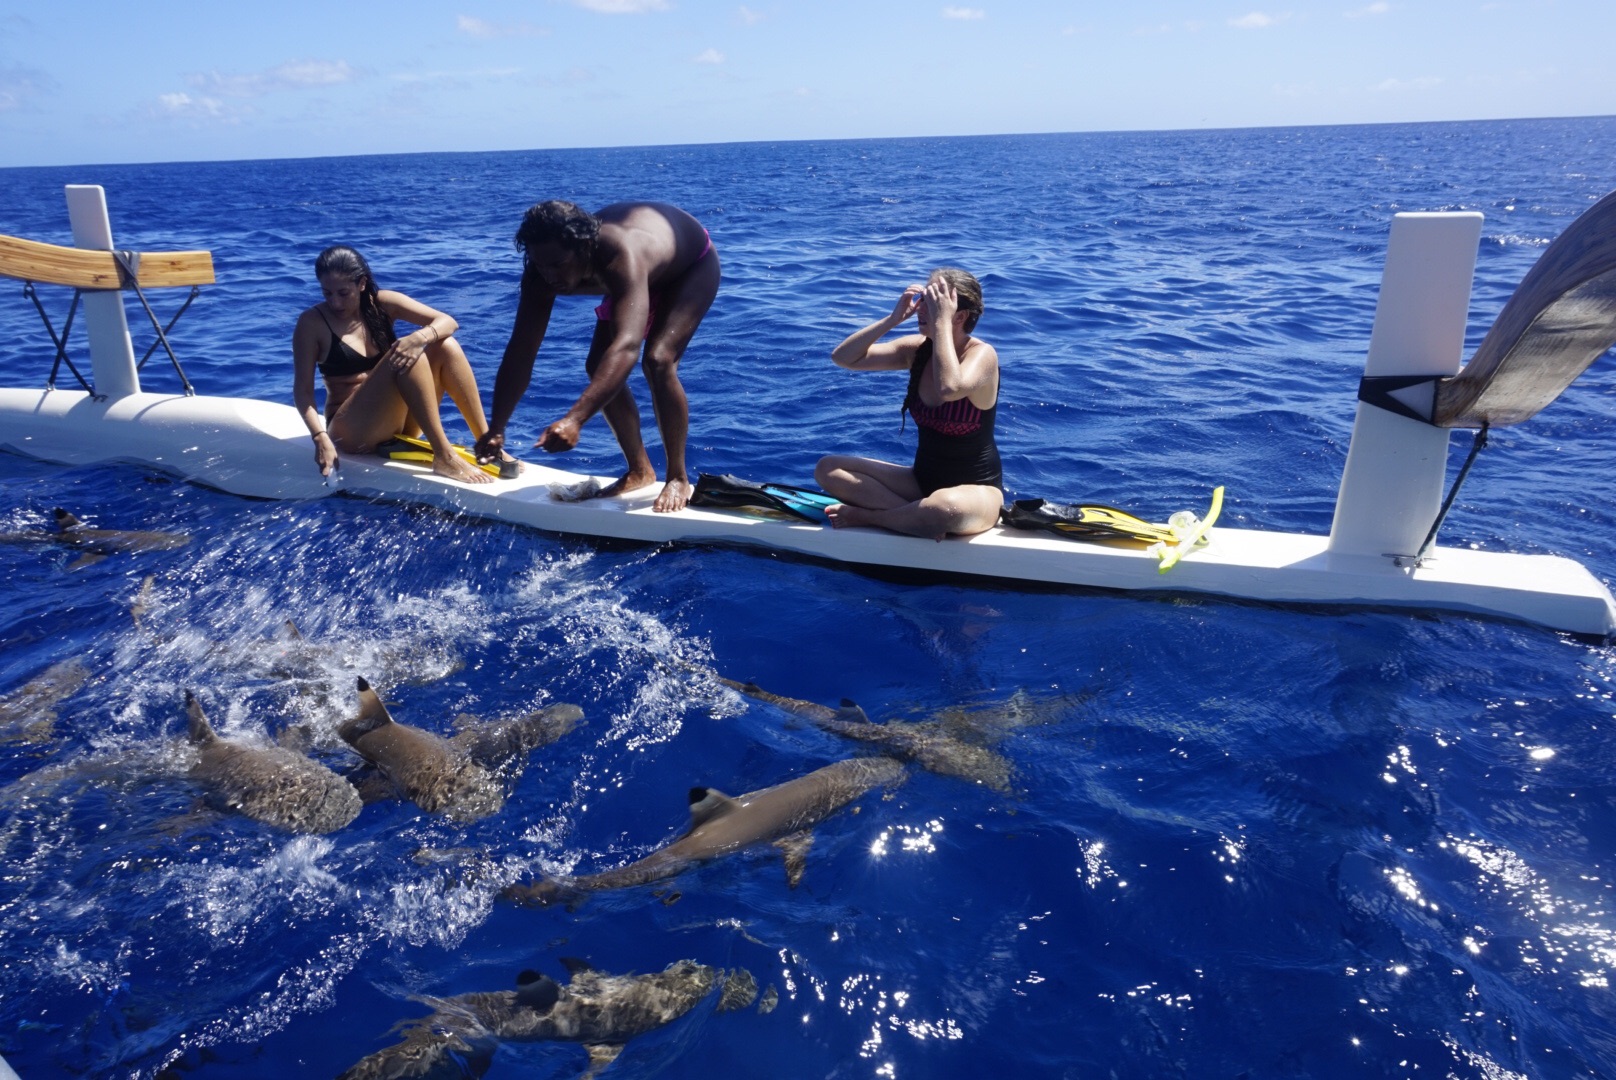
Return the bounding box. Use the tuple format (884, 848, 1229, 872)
(1327, 212, 1482, 560)
(64, 184, 141, 399)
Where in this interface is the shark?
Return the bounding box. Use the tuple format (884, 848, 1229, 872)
(184, 691, 362, 834)
(0, 658, 90, 745)
(716, 676, 1016, 792)
(503, 755, 906, 906)
(338, 958, 759, 1080)
(0, 508, 191, 568)
(340, 677, 582, 822)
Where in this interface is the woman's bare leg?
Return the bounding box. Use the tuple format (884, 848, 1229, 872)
(820, 475, 1003, 541)
(330, 358, 491, 484)
(815, 455, 922, 510)
(816, 455, 1005, 536)
(427, 336, 487, 437)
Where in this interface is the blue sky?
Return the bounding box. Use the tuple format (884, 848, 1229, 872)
(1, 1, 1611, 166)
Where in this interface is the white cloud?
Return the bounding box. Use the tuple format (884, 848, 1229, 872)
(1372, 75, 1441, 92)
(188, 59, 357, 98)
(737, 5, 764, 24)
(694, 48, 725, 64)
(153, 92, 244, 123)
(568, 0, 670, 12)
(1345, 1, 1389, 15)
(0, 65, 53, 111)
(457, 14, 550, 37)
(1229, 11, 1289, 28)
(943, 6, 985, 18)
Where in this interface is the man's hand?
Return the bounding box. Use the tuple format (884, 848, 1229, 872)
(474, 430, 506, 465)
(538, 417, 581, 453)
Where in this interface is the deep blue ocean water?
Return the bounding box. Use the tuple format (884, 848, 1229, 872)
(2, 118, 1616, 1078)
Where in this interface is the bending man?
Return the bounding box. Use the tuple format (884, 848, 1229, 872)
(475, 200, 719, 512)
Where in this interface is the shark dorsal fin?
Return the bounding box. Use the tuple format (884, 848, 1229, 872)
(278, 619, 303, 642)
(348, 676, 395, 735)
(184, 691, 216, 745)
(53, 508, 83, 531)
(558, 956, 596, 977)
(834, 701, 872, 724)
(515, 970, 561, 1012)
(687, 787, 738, 830)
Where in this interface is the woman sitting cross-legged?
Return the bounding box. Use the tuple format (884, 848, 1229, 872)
(293, 245, 506, 484)
(815, 267, 1003, 540)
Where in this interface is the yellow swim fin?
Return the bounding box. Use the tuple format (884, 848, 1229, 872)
(378, 435, 520, 479)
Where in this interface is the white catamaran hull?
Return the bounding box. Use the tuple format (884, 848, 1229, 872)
(3, 387, 1611, 636)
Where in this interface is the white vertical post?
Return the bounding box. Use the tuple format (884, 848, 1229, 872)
(64, 184, 141, 399)
(1327, 212, 1483, 559)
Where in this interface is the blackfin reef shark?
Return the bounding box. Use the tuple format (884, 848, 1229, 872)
(0, 508, 190, 568)
(0, 658, 91, 746)
(340, 676, 582, 822)
(184, 690, 362, 834)
(337, 958, 762, 1080)
(716, 676, 1019, 792)
(503, 755, 905, 906)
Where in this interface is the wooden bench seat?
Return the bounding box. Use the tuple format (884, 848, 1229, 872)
(0, 233, 214, 290)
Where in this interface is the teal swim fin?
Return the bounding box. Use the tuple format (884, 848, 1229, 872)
(690, 474, 835, 523)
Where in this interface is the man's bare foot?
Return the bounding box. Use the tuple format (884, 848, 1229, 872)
(653, 477, 692, 513)
(595, 468, 659, 499)
(434, 453, 494, 485)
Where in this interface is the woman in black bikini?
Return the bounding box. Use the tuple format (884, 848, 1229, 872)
(816, 268, 1003, 539)
(292, 245, 497, 483)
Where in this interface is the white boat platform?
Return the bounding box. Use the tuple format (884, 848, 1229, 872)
(3, 387, 1611, 636)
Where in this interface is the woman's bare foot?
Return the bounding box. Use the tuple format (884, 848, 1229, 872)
(433, 452, 494, 485)
(824, 502, 871, 529)
(653, 476, 692, 513)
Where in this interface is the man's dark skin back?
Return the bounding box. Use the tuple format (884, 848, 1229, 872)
(475, 201, 719, 512)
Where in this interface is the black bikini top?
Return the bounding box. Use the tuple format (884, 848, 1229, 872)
(315, 308, 381, 378)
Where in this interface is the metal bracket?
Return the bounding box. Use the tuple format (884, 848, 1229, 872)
(113, 250, 195, 396)
(1357, 374, 1439, 425)
(22, 281, 98, 397)
(1387, 423, 1491, 569)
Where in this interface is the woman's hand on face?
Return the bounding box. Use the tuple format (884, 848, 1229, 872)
(925, 280, 958, 326)
(889, 285, 924, 325)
